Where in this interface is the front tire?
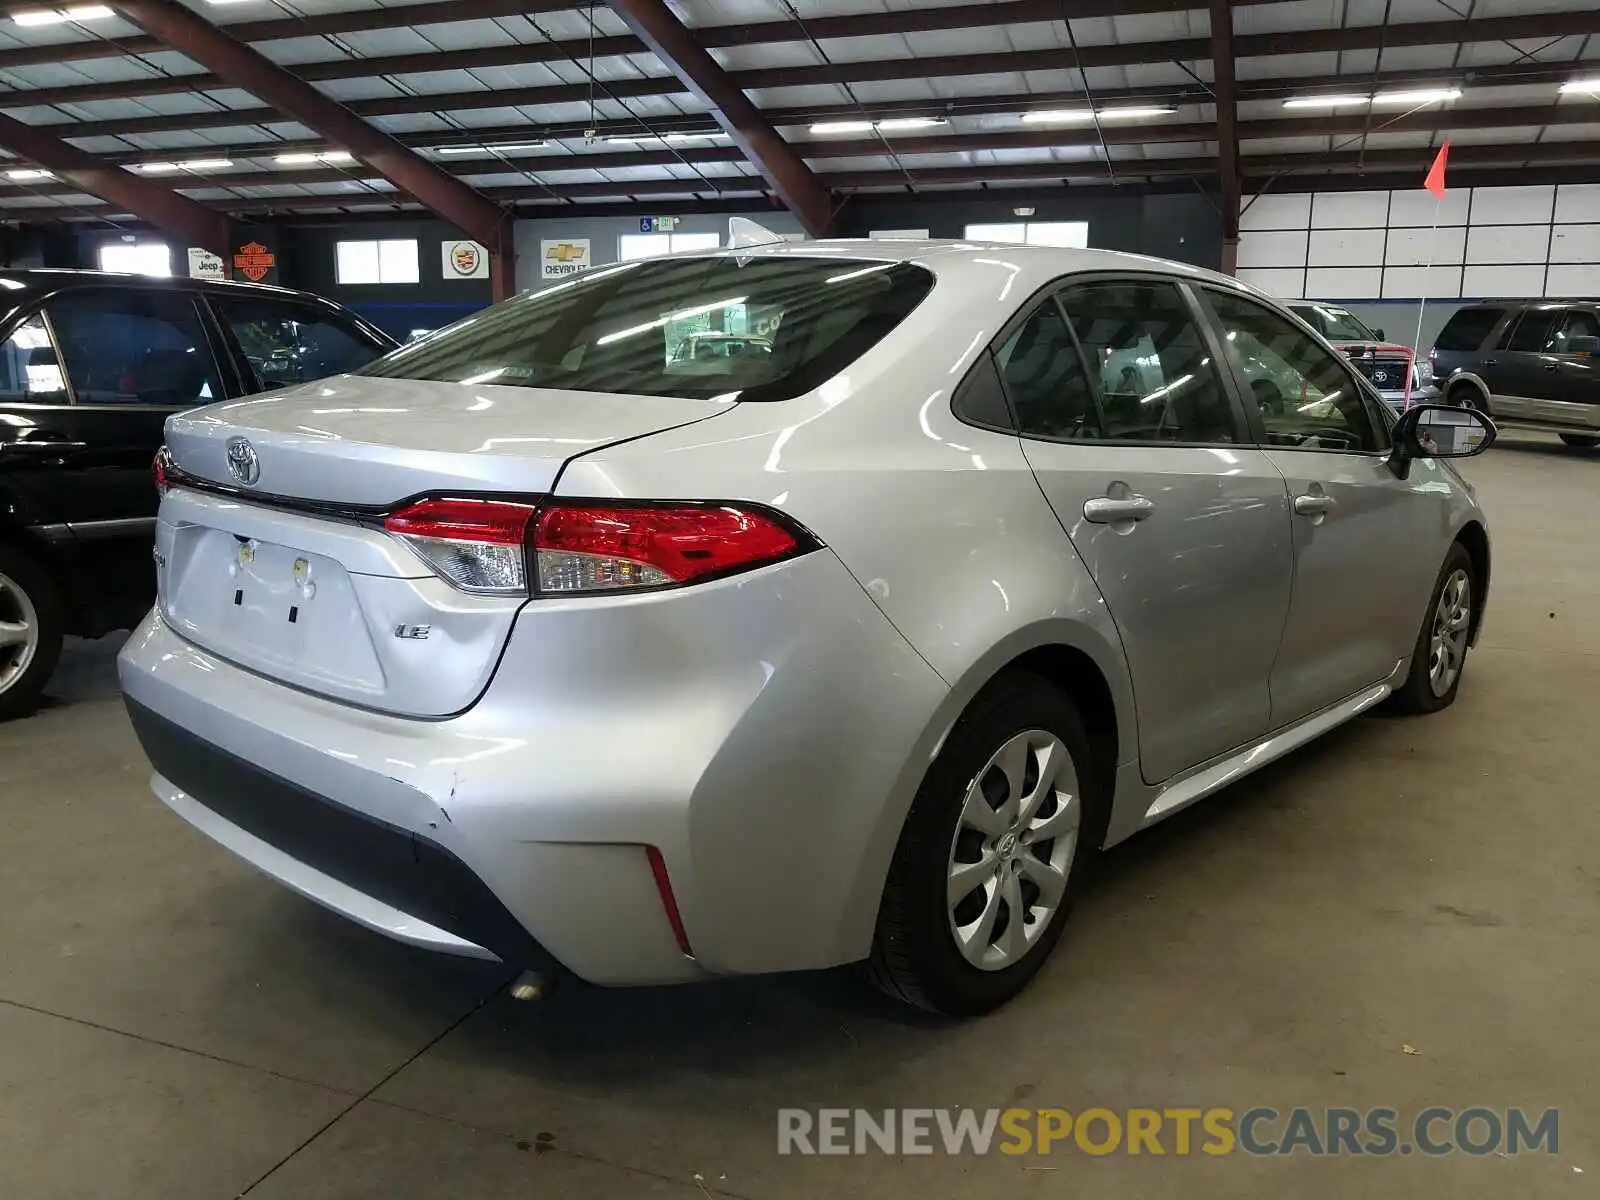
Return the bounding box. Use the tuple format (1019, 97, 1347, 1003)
(867, 674, 1103, 1016)
(0, 545, 64, 720)
(1388, 543, 1475, 716)
(1558, 433, 1598, 449)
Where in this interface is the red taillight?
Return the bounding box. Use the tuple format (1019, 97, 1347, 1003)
(384, 497, 537, 546)
(533, 502, 803, 594)
(383, 497, 809, 597)
(384, 498, 538, 594)
(646, 846, 693, 958)
(153, 445, 173, 496)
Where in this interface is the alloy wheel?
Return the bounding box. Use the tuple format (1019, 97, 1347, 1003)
(946, 730, 1080, 972)
(1428, 568, 1472, 698)
(0, 570, 39, 695)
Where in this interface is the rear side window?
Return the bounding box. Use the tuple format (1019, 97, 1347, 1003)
(211, 296, 390, 393)
(363, 257, 935, 402)
(994, 301, 1095, 438)
(951, 352, 1014, 431)
(0, 314, 69, 404)
(1506, 309, 1562, 352)
(1554, 308, 1600, 347)
(44, 288, 223, 407)
(1434, 307, 1503, 352)
(1059, 280, 1240, 444)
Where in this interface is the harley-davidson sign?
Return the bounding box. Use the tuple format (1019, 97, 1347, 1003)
(233, 241, 276, 282)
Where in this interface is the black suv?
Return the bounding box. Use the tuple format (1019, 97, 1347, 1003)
(0, 269, 396, 716)
(1429, 301, 1600, 449)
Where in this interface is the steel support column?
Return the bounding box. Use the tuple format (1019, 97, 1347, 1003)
(1210, 0, 1241, 275)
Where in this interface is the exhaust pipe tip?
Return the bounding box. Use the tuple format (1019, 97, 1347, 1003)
(509, 969, 557, 1002)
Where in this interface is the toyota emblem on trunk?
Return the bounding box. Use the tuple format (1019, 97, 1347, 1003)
(225, 436, 260, 486)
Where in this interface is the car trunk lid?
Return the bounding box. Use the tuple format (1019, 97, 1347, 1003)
(156, 375, 733, 716)
(163, 374, 732, 505)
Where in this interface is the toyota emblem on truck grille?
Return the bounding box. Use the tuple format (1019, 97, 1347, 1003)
(225, 436, 261, 486)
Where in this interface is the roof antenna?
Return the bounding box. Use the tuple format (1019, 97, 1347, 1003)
(728, 216, 787, 248)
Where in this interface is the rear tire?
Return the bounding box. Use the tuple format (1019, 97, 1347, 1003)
(866, 673, 1104, 1016)
(0, 545, 64, 721)
(1447, 381, 1488, 413)
(1558, 433, 1598, 449)
(1388, 543, 1475, 716)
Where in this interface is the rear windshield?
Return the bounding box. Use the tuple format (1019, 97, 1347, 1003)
(1435, 307, 1504, 351)
(1291, 304, 1375, 342)
(361, 255, 935, 402)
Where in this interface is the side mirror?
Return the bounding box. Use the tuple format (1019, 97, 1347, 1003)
(1389, 403, 1496, 477)
(1567, 334, 1600, 356)
(1373, 327, 1387, 340)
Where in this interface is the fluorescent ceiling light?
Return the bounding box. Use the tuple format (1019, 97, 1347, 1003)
(603, 131, 730, 144)
(1024, 106, 1174, 122)
(1283, 94, 1371, 108)
(5, 168, 52, 181)
(274, 150, 353, 165)
(11, 5, 112, 25)
(810, 117, 948, 135)
(1021, 109, 1095, 124)
(434, 141, 546, 155)
(1558, 77, 1600, 95)
(1371, 87, 1462, 105)
(139, 158, 233, 172)
(1095, 106, 1177, 119)
(873, 117, 948, 131)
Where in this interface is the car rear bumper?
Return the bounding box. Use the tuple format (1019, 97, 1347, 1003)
(117, 548, 949, 985)
(128, 698, 546, 965)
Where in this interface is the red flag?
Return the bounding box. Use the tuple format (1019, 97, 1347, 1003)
(1424, 140, 1450, 198)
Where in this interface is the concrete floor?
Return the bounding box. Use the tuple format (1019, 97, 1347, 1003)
(2, 433, 1596, 1199)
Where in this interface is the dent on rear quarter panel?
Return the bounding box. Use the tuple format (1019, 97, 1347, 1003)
(552, 253, 1143, 957)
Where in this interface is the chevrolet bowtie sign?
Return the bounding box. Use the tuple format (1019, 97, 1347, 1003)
(541, 238, 592, 279)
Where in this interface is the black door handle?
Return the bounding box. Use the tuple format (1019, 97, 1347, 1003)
(1481, 358, 1497, 367)
(1544, 361, 1561, 371)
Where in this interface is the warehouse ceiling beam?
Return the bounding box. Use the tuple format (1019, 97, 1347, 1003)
(19, 52, 1587, 145)
(6, 5, 1593, 113)
(0, 0, 1286, 72)
(0, 0, 569, 68)
(606, 0, 834, 236)
(6, 101, 1597, 204)
(102, 0, 517, 299)
(9, 137, 1597, 224)
(0, 110, 231, 252)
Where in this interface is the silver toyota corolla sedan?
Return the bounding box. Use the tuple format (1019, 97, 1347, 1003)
(119, 240, 1493, 1016)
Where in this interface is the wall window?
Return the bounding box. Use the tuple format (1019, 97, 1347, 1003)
(336, 239, 421, 285)
(98, 242, 172, 277)
(617, 231, 722, 261)
(965, 222, 1089, 248)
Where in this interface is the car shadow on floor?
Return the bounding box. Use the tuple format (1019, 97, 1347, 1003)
(353, 716, 1393, 1091)
(1485, 433, 1597, 459)
(37, 634, 129, 710)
